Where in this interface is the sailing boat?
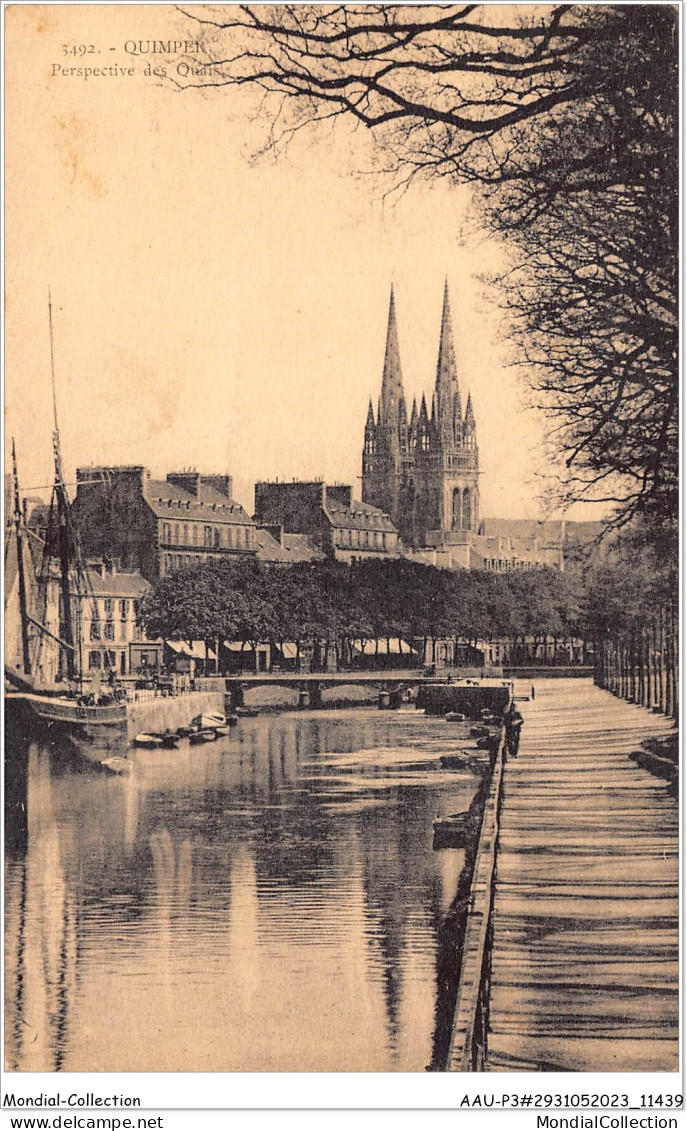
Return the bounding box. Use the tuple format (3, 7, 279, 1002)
(5, 300, 127, 732)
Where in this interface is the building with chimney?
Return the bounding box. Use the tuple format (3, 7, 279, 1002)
(254, 480, 401, 562)
(362, 282, 479, 550)
(72, 467, 257, 581)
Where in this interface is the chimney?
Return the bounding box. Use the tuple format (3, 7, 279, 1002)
(166, 471, 201, 497)
(200, 474, 233, 500)
(325, 484, 353, 508)
(261, 523, 284, 547)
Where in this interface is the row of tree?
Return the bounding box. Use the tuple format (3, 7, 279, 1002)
(140, 556, 588, 669)
(141, 541, 677, 717)
(585, 526, 678, 720)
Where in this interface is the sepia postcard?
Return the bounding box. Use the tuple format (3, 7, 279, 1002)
(3, 1, 680, 1118)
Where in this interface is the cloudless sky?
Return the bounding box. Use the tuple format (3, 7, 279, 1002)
(5, 5, 604, 522)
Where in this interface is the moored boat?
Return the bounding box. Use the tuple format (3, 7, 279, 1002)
(6, 686, 126, 728)
(433, 810, 474, 849)
(5, 305, 128, 736)
(189, 728, 217, 744)
(158, 730, 181, 748)
(133, 733, 164, 749)
(100, 756, 133, 775)
(235, 706, 259, 718)
(190, 712, 227, 729)
(440, 752, 472, 769)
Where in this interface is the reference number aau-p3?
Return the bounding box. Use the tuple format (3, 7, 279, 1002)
(458, 1095, 683, 1109)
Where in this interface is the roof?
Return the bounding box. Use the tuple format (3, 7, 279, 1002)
(82, 569, 151, 598)
(325, 498, 397, 532)
(254, 528, 326, 564)
(253, 527, 294, 564)
(282, 533, 326, 562)
(479, 517, 606, 549)
(143, 478, 252, 526)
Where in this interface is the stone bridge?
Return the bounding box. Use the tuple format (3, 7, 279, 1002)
(224, 672, 511, 714)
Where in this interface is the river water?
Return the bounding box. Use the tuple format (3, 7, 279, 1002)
(5, 707, 487, 1073)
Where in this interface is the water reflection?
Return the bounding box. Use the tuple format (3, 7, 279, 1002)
(6, 710, 479, 1071)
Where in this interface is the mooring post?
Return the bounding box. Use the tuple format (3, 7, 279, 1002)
(226, 681, 244, 710)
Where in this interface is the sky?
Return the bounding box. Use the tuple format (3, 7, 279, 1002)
(5, 4, 601, 522)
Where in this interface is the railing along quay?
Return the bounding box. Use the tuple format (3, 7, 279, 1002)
(446, 681, 678, 1073)
(446, 723, 507, 1071)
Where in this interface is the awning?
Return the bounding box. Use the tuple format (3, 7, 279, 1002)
(188, 641, 216, 660)
(165, 640, 216, 660)
(165, 640, 190, 655)
(351, 638, 417, 656)
(276, 642, 299, 659)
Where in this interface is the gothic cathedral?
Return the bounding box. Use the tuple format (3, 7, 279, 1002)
(362, 282, 479, 548)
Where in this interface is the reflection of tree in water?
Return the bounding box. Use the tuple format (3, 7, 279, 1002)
(357, 788, 448, 1061)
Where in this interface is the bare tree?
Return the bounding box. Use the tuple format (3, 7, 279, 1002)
(177, 4, 678, 530)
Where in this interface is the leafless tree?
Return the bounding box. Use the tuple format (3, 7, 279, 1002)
(177, 4, 678, 531)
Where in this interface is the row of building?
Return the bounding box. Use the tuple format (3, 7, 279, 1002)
(7, 283, 602, 679)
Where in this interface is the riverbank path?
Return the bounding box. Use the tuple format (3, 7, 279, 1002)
(486, 680, 678, 1072)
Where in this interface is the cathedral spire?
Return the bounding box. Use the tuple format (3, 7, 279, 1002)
(379, 285, 405, 427)
(435, 279, 462, 444)
(464, 390, 476, 446)
(409, 397, 418, 439)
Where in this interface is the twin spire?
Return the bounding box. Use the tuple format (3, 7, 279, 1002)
(367, 281, 475, 453)
(379, 284, 405, 428)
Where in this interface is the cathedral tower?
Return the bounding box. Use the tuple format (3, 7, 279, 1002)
(362, 282, 479, 548)
(362, 287, 414, 545)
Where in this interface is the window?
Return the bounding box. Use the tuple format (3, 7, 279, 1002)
(462, 488, 472, 531)
(204, 525, 212, 547)
(104, 622, 115, 641)
(90, 621, 101, 641)
(452, 488, 462, 530)
(214, 528, 221, 548)
(120, 600, 128, 620)
(174, 524, 180, 544)
(104, 598, 113, 615)
(183, 524, 188, 544)
(193, 525, 198, 545)
(88, 651, 101, 669)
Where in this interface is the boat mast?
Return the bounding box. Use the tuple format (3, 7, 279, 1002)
(11, 438, 32, 675)
(49, 293, 77, 682)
